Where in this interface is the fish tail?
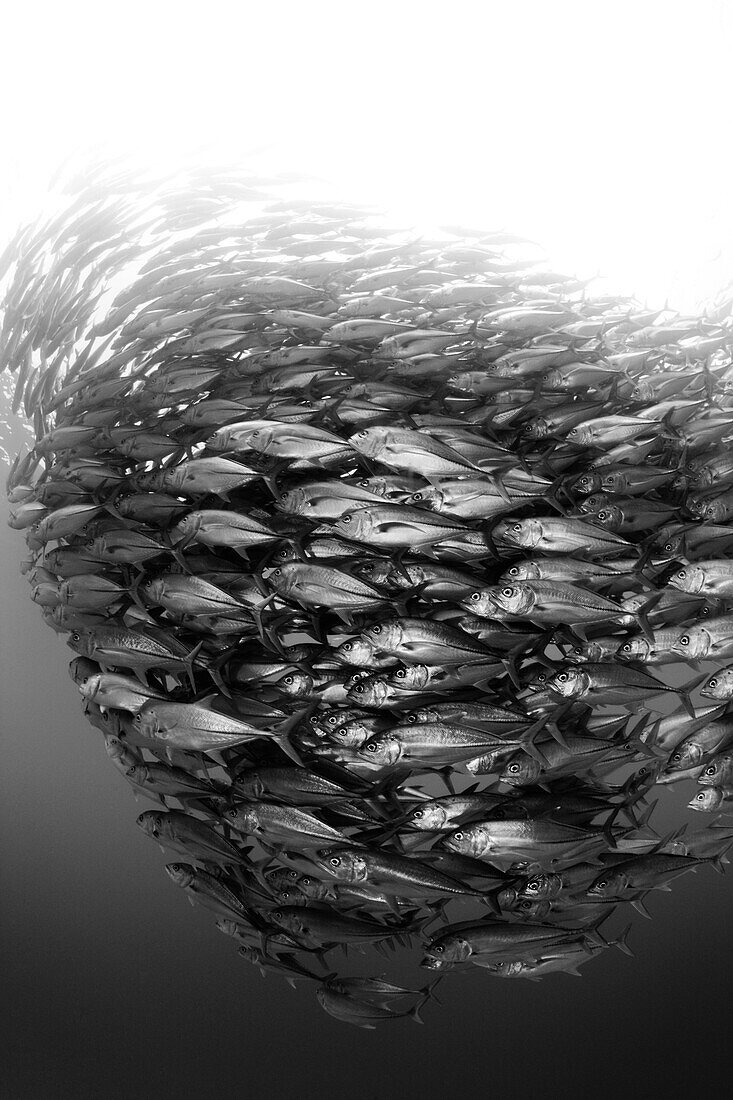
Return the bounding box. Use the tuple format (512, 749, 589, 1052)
(612, 923, 634, 956)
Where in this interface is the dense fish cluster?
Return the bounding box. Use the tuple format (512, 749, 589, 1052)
(4, 158, 733, 1026)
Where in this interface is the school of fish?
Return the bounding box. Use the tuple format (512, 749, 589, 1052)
(3, 154, 733, 1028)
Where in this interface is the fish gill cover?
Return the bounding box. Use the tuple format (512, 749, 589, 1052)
(3, 154, 733, 1027)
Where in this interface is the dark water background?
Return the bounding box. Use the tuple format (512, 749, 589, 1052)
(2, 489, 732, 1100)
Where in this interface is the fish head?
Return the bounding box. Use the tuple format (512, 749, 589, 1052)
(549, 666, 588, 699)
(141, 577, 166, 605)
(587, 869, 625, 897)
(424, 934, 471, 965)
(77, 673, 103, 702)
(672, 626, 710, 660)
(408, 487, 440, 510)
(134, 704, 161, 740)
(520, 873, 562, 900)
(458, 589, 495, 617)
(500, 754, 541, 785)
(444, 824, 484, 859)
(699, 754, 732, 786)
(700, 670, 733, 700)
(215, 920, 241, 939)
(490, 584, 532, 616)
(572, 472, 602, 494)
(389, 663, 429, 689)
(164, 863, 194, 888)
(356, 560, 396, 587)
(668, 565, 704, 594)
(269, 908, 303, 935)
(329, 722, 369, 749)
(502, 561, 541, 582)
(358, 734, 401, 765)
(348, 427, 382, 458)
(591, 505, 622, 532)
(362, 618, 400, 650)
(276, 671, 313, 698)
(665, 741, 702, 773)
(566, 424, 592, 446)
(68, 655, 98, 684)
(225, 805, 255, 832)
(335, 508, 372, 541)
(600, 470, 627, 493)
(406, 803, 449, 830)
(266, 566, 293, 596)
(137, 811, 163, 838)
(316, 847, 367, 883)
(274, 488, 307, 515)
(66, 629, 94, 657)
(347, 676, 389, 707)
(103, 734, 128, 762)
(616, 637, 652, 662)
(688, 788, 722, 811)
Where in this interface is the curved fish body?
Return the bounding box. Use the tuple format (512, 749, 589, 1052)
(334, 503, 467, 548)
(444, 819, 610, 868)
(358, 617, 496, 665)
(135, 699, 262, 751)
(267, 562, 387, 613)
(225, 801, 351, 848)
(493, 517, 632, 556)
(669, 560, 733, 598)
(672, 615, 733, 660)
(138, 810, 242, 864)
(358, 722, 536, 768)
(315, 846, 485, 898)
(170, 509, 279, 552)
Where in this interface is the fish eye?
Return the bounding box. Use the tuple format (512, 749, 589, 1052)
(680, 635, 689, 646)
(512, 524, 522, 532)
(71, 631, 81, 642)
(413, 808, 424, 818)
(227, 808, 238, 818)
(596, 880, 607, 889)
(273, 568, 281, 576)
(502, 586, 514, 597)
(470, 592, 481, 601)
(342, 515, 351, 523)
(434, 945, 444, 953)
(288, 869, 298, 879)
(371, 625, 382, 635)
(527, 879, 540, 890)
(705, 765, 716, 776)
(284, 676, 293, 684)
(598, 511, 608, 520)
(273, 909, 283, 920)
(454, 832, 464, 841)
(508, 566, 519, 576)
(329, 857, 341, 867)
(664, 542, 674, 552)
(406, 713, 418, 723)
(366, 741, 378, 751)
(678, 570, 686, 578)
(671, 752, 682, 763)
(696, 793, 706, 801)
(558, 672, 568, 682)
(354, 684, 364, 694)
(508, 763, 520, 773)
(134, 713, 143, 724)
(395, 668, 406, 679)
(708, 679, 717, 689)
(302, 877, 311, 885)
(520, 901, 533, 910)
(412, 492, 423, 501)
